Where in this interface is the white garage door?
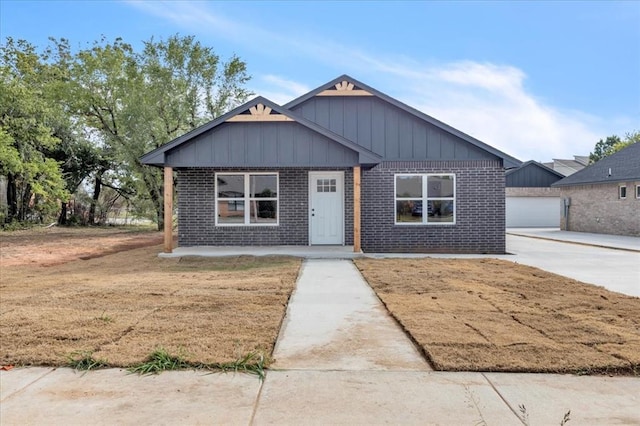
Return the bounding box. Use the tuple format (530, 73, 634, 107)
(506, 197, 561, 227)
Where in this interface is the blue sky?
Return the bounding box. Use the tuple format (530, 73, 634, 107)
(1, 0, 639, 162)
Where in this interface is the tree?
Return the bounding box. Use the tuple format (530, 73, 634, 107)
(589, 131, 640, 164)
(0, 38, 68, 223)
(60, 35, 250, 230)
(589, 135, 621, 164)
(1, 35, 250, 228)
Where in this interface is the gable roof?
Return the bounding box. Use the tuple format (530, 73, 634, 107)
(140, 96, 382, 167)
(552, 143, 640, 187)
(285, 74, 522, 169)
(506, 160, 565, 187)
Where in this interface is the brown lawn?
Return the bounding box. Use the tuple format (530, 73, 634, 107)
(0, 227, 301, 368)
(355, 258, 640, 375)
(0, 226, 164, 267)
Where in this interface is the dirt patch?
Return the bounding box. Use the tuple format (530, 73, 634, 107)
(1, 226, 163, 267)
(1, 228, 301, 367)
(355, 258, 640, 375)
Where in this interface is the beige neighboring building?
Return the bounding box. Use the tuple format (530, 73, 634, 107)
(552, 143, 640, 237)
(543, 155, 588, 176)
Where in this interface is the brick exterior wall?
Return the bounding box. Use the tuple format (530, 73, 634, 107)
(176, 160, 506, 253)
(559, 181, 640, 236)
(361, 160, 506, 253)
(506, 187, 560, 197)
(176, 167, 353, 246)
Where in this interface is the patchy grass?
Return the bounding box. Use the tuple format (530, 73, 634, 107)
(66, 350, 109, 372)
(355, 258, 640, 375)
(127, 348, 268, 379)
(128, 347, 192, 375)
(1, 229, 301, 369)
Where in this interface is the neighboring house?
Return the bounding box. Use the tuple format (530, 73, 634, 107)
(552, 143, 640, 237)
(506, 161, 565, 227)
(543, 155, 588, 176)
(141, 75, 521, 253)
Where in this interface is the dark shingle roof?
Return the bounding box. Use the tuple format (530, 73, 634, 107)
(552, 143, 640, 187)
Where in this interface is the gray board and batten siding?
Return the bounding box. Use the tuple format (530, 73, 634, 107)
(285, 74, 521, 169)
(290, 95, 498, 163)
(506, 161, 565, 188)
(140, 96, 381, 168)
(164, 121, 360, 168)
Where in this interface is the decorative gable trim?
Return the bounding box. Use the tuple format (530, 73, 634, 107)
(226, 103, 295, 122)
(317, 79, 373, 97)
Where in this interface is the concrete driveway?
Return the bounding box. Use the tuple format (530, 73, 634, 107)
(506, 231, 640, 297)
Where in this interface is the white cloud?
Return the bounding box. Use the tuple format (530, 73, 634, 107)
(128, 1, 629, 162)
(253, 75, 311, 106)
(386, 61, 606, 162)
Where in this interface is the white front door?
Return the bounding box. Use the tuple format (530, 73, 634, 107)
(309, 172, 344, 245)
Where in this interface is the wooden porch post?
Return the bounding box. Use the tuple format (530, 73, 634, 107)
(353, 166, 361, 252)
(163, 166, 173, 253)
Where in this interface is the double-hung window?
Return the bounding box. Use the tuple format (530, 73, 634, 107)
(395, 174, 455, 224)
(619, 185, 627, 199)
(216, 172, 278, 226)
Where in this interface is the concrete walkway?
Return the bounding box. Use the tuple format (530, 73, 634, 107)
(271, 259, 428, 370)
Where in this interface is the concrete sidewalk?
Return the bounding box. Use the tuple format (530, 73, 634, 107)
(2, 259, 639, 424)
(2, 367, 639, 425)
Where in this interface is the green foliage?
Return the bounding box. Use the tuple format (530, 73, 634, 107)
(55, 34, 251, 229)
(589, 135, 621, 164)
(128, 347, 192, 375)
(589, 131, 639, 164)
(0, 35, 251, 227)
(66, 350, 108, 372)
(0, 38, 70, 224)
(128, 348, 267, 379)
(0, 129, 21, 174)
(210, 351, 267, 380)
(95, 311, 113, 323)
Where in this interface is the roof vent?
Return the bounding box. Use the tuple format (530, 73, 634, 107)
(608, 168, 612, 177)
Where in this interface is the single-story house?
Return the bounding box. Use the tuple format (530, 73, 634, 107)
(552, 142, 640, 237)
(141, 75, 521, 253)
(506, 161, 565, 227)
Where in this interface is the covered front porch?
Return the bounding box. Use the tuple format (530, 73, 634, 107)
(162, 165, 364, 254)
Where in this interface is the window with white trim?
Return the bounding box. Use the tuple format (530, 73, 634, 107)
(395, 174, 456, 225)
(636, 184, 640, 199)
(619, 185, 627, 199)
(216, 172, 278, 225)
